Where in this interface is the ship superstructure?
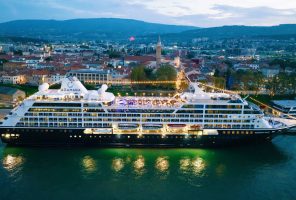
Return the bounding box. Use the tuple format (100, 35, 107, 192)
(0, 77, 287, 147)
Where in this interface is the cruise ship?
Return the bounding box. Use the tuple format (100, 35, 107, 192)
(0, 77, 289, 147)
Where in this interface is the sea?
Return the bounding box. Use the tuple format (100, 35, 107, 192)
(0, 135, 296, 200)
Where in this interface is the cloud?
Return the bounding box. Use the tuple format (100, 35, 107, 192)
(127, 0, 296, 16)
(175, 5, 296, 27)
(40, 0, 126, 18)
(0, 0, 296, 27)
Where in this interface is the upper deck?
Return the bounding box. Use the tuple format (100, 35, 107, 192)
(24, 76, 248, 110)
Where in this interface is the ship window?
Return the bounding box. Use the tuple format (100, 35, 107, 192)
(33, 103, 81, 107)
(182, 104, 204, 109)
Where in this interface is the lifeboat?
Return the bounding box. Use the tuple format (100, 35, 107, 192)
(84, 128, 112, 134)
(190, 125, 202, 130)
(142, 124, 163, 130)
(168, 124, 187, 129)
(93, 128, 112, 134)
(118, 123, 139, 130)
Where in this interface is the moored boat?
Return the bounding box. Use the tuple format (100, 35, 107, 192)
(0, 76, 290, 147)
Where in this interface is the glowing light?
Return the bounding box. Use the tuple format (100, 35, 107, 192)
(108, 80, 185, 85)
(155, 156, 169, 172)
(192, 157, 206, 175)
(180, 158, 191, 171)
(129, 36, 135, 41)
(82, 156, 97, 173)
(134, 155, 145, 175)
(112, 158, 124, 172)
(3, 155, 24, 171)
(83, 129, 92, 134)
(179, 157, 206, 175)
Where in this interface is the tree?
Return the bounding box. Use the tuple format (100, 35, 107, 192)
(45, 56, 52, 62)
(155, 65, 177, 90)
(155, 65, 177, 81)
(186, 51, 195, 59)
(131, 66, 147, 81)
(108, 50, 121, 59)
(13, 50, 23, 56)
(266, 75, 280, 95)
(213, 77, 226, 89)
(223, 60, 233, 68)
(0, 59, 8, 65)
(252, 71, 264, 94)
(144, 67, 154, 80)
(214, 69, 220, 77)
(107, 63, 113, 68)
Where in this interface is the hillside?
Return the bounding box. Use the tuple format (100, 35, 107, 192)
(0, 18, 197, 41)
(162, 24, 296, 41)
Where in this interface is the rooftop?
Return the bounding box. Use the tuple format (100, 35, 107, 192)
(68, 68, 110, 74)
(273, 100, 296, 108)
(0, 86, 21, 95)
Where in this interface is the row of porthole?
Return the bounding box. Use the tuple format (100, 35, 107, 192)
(222, 131, 254, 135)
(69, 135, 207, 139)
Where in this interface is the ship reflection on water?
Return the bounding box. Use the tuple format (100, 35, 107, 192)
(112, 158, 125, 172)
(2, 144, 285, 178)
(2, 154, 24, 171)
(0, 143, 287, 180)
(81, 156, 97, 174)
(0, 137, 295, 200)
(133, 155, 145, 176)
(180, 157, 206, 176)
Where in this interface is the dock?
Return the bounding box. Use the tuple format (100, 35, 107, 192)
(274, 118, 296, 133)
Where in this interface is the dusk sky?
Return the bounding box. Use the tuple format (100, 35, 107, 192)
(1, 0, 296, 27)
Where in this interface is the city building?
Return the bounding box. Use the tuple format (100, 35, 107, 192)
(1, 74, 26, 85)
(272, 100, 296, 118)
(156, 36, 162, 67)
(45, 73, 67, 85)
(67, 68, 112, 85)
(261, 66, 280, 78)
(3, 62, 26, 71)
(0, 86, 26, 107)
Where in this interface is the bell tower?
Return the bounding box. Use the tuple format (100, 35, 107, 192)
(156, 36, 162, 67)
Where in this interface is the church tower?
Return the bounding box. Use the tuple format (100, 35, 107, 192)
(156, 36, 162, 67)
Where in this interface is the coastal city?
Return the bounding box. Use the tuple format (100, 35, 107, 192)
(1, 0, 296, 199)
(0, 35, 295, 118)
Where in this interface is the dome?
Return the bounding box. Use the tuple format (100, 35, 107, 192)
(101, 84, 108, 92)
(38, 83, 49, 92)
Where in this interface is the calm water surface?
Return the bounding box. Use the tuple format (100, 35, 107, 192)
(1, 135, 296, 200)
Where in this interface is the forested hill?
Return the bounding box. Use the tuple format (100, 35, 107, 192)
(0, 18, 197, 41)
